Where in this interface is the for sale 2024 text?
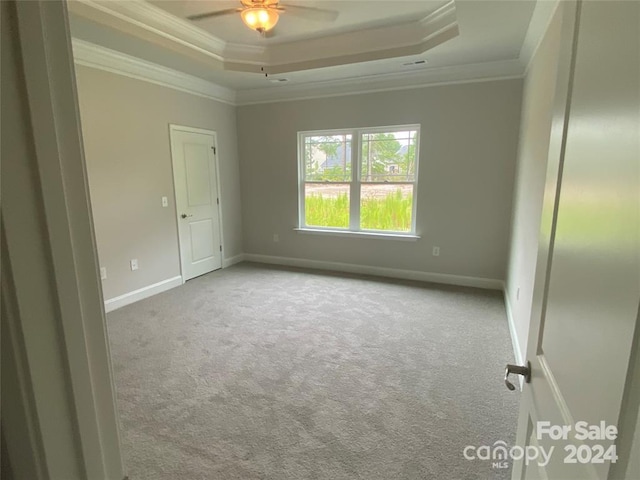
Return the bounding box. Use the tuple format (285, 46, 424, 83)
(537, 421, 618, 465)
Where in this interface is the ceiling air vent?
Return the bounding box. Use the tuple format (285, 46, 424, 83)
(402, 60, 427, 66)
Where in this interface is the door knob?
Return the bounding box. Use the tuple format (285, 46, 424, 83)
(504, 361, 531, 391)
(180, 213, 193, 219)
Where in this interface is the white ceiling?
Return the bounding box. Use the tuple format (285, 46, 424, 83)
(69, 0, 536, 92)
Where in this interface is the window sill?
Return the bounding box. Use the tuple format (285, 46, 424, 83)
(294, 228, 420, 241)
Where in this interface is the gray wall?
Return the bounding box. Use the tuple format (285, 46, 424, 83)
(237, 80, 522, 281)
(505, 7, 563, 360)
(75, 66, 243, 299)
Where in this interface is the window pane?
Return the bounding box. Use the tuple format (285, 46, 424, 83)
(305, 183, 350, 228)
(360, 184, 413, 232)
(361, 130, 417, 182)
(304, 134, 352, 182)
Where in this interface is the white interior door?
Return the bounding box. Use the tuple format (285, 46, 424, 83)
(511, 2, 639, 479)
(170, 126, 222, 281)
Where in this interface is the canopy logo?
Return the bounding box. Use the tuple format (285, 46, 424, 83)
(463, 441, 553, 470)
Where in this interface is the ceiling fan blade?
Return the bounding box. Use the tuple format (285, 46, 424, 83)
(187, 8, 241, 21)
(279, 4, 339, 22)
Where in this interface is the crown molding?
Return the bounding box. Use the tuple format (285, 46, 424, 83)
(419, 0, 456, 32)
(70, 0, 226, 60)
(235, 59, 525, 105)
(72, 39, 236, 105)
(72, 38, 524, 107)
(518, 0, 561, 74)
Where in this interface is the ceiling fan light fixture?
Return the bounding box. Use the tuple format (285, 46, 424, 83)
(241, 7, 279, 33)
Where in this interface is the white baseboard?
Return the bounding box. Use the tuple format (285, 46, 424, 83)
(223, 253, 245, 268)
(104, 275, 183, 313)
(243, 253, 503, 290)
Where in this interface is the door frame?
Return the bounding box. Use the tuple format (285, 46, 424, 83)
(168, 124, 225, 284)
(3, 0, 125, 477)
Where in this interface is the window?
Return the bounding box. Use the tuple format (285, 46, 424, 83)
(298, 125, 419, 235)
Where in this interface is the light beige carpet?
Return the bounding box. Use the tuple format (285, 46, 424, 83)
(107, 263, 519, 479)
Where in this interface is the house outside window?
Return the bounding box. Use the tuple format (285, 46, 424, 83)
(298, 125, 420, 235)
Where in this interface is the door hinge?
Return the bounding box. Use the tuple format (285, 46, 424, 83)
(212, 146, 216, 154)
(219, 245, 222, 252)
(216, 198, 219, 205)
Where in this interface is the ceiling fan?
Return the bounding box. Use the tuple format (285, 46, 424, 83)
(187, 0, 339, 36)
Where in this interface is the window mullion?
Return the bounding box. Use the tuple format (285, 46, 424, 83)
(299, 133, 307, 228)
(350, 130, 360, 231)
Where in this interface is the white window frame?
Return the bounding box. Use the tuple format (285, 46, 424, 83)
(297, 124, 421, 238)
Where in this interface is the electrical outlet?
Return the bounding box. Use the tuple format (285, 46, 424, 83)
(162, 196, 168, 207)
(273, 233, 279, 242)
(100, 267, 107, 280)
(130, 259, 138, 271)
(432, 246, 440, 257)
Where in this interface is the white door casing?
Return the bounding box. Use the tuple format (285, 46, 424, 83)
(512, 2, 640, 479)
(170, 125, 223, 281)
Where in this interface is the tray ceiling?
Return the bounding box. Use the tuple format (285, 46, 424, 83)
(68, 0, 537, 96)
(69, 0, 459, 75)
(148, 1, 448, 45)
